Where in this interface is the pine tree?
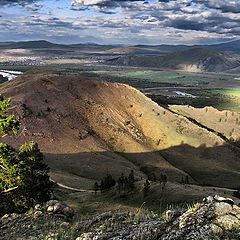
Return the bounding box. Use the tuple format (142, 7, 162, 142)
(18, 141, 52, 204)
(0, 96, 52, 213)
(143, 179, 150, 198)
(94, 181, 99, 194)
(0, 96, 19, 136)
(185, 175, 189, 184)
(128, 170, 135, 190)
(0, 143, 19, 193)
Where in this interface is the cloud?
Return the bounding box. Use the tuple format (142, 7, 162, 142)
(71, 0, 145, 12)
(201, 0, 240, 13)
(0, 0, 38, 7)
(0, 0, 240, 45)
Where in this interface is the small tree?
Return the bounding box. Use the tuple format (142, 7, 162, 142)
(0, 143, 19, 193)
(0, 96, 19, 136)
(143, 179, 150, 198)
(94, 181, 99, 194)
(18, 141, 52, 204)
(100, 174, 116, 191)
(128, 170, 135, 191)
(185, 175, 189, 184)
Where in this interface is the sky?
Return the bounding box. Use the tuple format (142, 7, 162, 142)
(0, 0, 240, 45)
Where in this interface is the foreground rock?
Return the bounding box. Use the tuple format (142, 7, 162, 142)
(0, 200, 74, 240)
(45, 200, 75, 219)
(76, 196, 240, 240)
(0, 196, 239, 240)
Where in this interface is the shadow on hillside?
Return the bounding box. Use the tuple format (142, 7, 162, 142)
(45, 141, 240, 190)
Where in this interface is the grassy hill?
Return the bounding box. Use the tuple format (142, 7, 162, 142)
(1, 71, 240, 190)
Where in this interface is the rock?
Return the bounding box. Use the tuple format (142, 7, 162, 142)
(214, 202, 232, 216)
(214, 195, 234, 205)
(215, 214, 240, 230)
(210, 223, 223, 235)
(164, 210, 178, 223)
(34, 204, 42, 211)
(33, 211, 43, 218)
(161, 196, 240, 240)
(76, 232, 94, 240)
(45, 200, 74, 219)
(46, 205, 54, 213)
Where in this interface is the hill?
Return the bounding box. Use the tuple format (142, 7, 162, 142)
(0, 40, 66, 49)
(106, 48, 240, 72)
(1, 72, 240, 190)
(105, 55, 164, 67)
(159, 48, 240, 72)
(209, 40, 240, 53)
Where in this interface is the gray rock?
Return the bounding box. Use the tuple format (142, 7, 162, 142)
(214, 195, 234, 205)
(45, 200, 74, 218)
(214, 202, 232, 216)
(215, 214, 240, 230)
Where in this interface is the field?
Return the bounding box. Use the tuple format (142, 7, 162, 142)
(212, 88, 240, 97)
(91, 70, 211, 86)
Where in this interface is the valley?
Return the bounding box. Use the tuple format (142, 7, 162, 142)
(1, 70, 240, 208)
(0, 41, 240, 238)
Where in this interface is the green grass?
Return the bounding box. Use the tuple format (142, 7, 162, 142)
(92, 70, 209, 86)
(209, 89, 240, 112)
(212, 89, 240, 97)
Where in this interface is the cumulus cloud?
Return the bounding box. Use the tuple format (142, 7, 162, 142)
(200, 0, 240, 13)
(0, 0, 240, 44)
(0, 0, 37, 7)
(71, 0, 145, 12)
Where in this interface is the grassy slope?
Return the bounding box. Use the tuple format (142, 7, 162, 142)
(170, 105, 240, 141)
(1, 72, 240, 190)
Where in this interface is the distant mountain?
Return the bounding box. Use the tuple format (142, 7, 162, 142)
(133, 44, 191, 53)
(209, 40, 240, 53)
(0, 39, 239, 53)
(134, 40, 240, 53)
(106, 55, 164, 67)
(159, 48, 240, 72)
(107, 47, 240, 72)
(0, 40, 66, 49)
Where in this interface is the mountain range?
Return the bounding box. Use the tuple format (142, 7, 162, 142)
(1, 39, 240, 53)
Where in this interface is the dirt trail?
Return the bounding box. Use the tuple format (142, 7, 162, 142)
(51, 179, 95, 193)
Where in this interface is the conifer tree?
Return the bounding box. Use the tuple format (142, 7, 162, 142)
(0, 96, 52, 213)
(18, 141, 52, 204)
(143, 179, 150, 198)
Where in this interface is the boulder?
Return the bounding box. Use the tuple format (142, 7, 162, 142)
(45, 200, 74, 219)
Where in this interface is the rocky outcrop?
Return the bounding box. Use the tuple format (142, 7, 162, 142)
(0, 200, 74, 240)
(0, 196, 239, 240)
(161, 195, 240, 240)
(76, 196, 240, 240)
(45, 200, 75, 219)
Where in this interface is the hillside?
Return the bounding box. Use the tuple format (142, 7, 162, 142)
(0, 40, 65, 49)
(106, 48, 240, 72)
(159, 48, 240, 72)
(106, 55, 164, 67)
(1, 72, 240, 190)
(170, 105, 240, 142)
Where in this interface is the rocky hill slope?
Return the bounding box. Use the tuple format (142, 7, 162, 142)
(0, 196, 239, 240)
(1, 72, 240, 189)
